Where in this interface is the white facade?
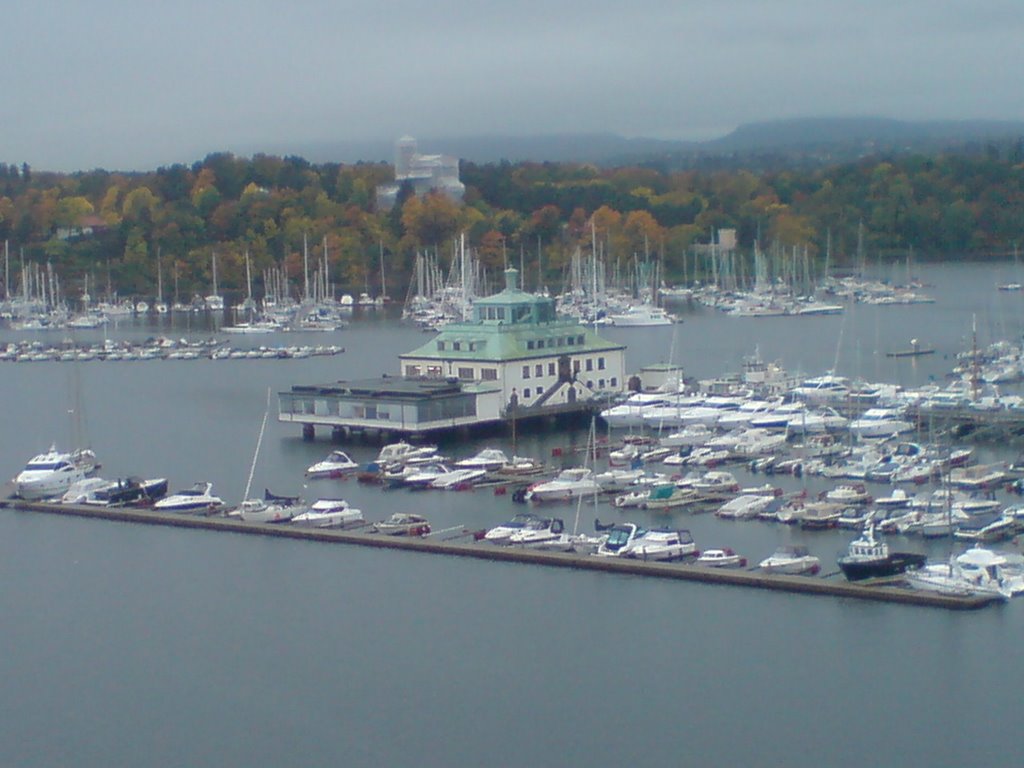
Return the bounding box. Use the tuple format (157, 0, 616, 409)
(401, 347, 627, 410)
(377, 136, 465, 210)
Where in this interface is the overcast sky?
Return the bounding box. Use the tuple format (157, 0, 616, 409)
(5, 0, 1023, 172)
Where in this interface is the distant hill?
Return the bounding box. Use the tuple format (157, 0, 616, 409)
(708, 117, 1024, 151)
(244, 117, 1024, 169)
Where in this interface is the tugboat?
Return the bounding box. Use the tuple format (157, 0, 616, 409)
(837, 524, 927, 581)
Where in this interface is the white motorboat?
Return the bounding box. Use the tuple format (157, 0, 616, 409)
(955, 547, 1024, 596)
(237, 490, 304, 523)
(373, 513, 431, 536)
(493, 455, 545, 476)
(221, 320, 281, 334)
(786, 408, 849, 435)
(305, 450, 359, 478)
(715, 493, 774, 520)
(524, 468, 600, 502)
(715, 400, 777, 430)
(949, 462, 1007, 491)
(918, 509, 968, 538)
(678, 446, 731, 467)
(153, 482, 224, 512)
(952, 512, 1016, 543)
(696, 548, 747, 568)
(849, 408, 914, 439)
(681, 470, 740, 497)
(824, 483, 872, 505)
(792, 501, 843, 529)
(729, 428, 788, 457)
(635, 483, 700, 510)
(606, 305, 674, 326)
(600, 392, 674, 429)
(14, 445, 100, 500)
(594, 522, 647, 557)
(613, 488, 651, 509)
(875, 488, 913, 509)
(61, 477, 116, 505)
(758, 545, 821, 575)
(906, 548, 1022, 599)
(790, 374, 851, 405)
(621, 528, 697, 561)
(454, 448, 509, 472)
(750, 402, 808, 430)
(660, 424, 715, 448)
(593, 468, 646, 492)
(507, 517, 573, 550)
(401, 463, 455, 489)
(429, 467, 487, 490)
(373, 441, 439, 468)
(607, 443, 641, 466)
(484, 513, 541, 545)
(291, 498, 364, 528)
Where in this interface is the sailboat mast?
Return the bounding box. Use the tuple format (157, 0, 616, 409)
(302, 233, 310, 302)
(245, 250, 252, 303)
(460, 233, 468, 319)
(323, 236, 330, 302)
(379, 240, 387, 299)
(244, 389, 272, 501)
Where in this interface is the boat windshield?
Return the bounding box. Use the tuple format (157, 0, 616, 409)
(25, 462, 67, 471)
(606, 528, 633, 549)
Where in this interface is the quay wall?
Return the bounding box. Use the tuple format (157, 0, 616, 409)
(0, 497, 998, 611)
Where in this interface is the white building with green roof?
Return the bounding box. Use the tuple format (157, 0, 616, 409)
(400, 267, 626, 410)
(278, 267, 625, 441)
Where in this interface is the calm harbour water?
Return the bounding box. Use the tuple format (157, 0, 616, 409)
(3, 262, 1024, 767)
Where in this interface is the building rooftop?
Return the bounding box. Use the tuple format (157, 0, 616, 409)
(289, 377, 500, 401)
(400, 267, 624, 364)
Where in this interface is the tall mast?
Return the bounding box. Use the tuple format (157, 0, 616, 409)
(379, 239, 387, 299)
(302, 233, 310, 302)
(156, 247, 163, 303)
(245, 250, 252, 303)
(322, 235, 330, 302)
(460, 233, 468, 319)
(971, 314, 979, 403)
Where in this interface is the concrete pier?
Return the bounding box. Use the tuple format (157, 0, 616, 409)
(0, 497, 1000, 611)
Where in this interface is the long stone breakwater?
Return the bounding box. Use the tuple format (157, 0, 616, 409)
(0, 496, 1000, 611)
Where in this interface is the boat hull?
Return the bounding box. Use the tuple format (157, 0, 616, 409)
(838, 553, 927, 581)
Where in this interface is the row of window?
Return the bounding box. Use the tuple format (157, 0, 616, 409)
(437, 340, 482, 352)
(526, 335, 585, 350)
(405, 364, 498, 380)
(479, 305, 533, 322)
(518, 377, 617, 401)
(522, 356, 605, 378)
(405, 356, 611, 383)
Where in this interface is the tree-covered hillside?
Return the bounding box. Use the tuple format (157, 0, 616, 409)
(0, 145, 1022, 301)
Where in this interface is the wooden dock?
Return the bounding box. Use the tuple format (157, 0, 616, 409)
(0, 497, 1001, 611)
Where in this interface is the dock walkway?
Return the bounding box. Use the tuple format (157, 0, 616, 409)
(0, 497, 999, 611)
